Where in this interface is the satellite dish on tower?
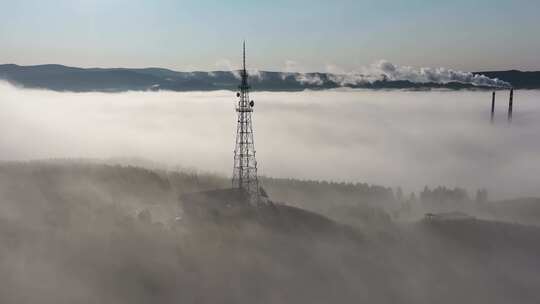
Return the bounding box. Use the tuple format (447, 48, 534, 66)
(250, 100, 254, 107)
(236, 92, 240, 97)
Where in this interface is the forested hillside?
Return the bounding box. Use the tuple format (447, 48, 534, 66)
(0, 160, 539, 304)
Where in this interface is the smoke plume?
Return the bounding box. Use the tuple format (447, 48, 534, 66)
(327, 60, 511, 88)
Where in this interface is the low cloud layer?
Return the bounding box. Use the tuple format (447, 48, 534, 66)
(0, 82, 538, 199)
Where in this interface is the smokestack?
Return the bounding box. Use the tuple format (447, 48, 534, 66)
(491, 91, 495, 124)
(508, 89, 514, 123)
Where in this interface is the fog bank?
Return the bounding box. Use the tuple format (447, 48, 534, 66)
(1, 81, 539, 199)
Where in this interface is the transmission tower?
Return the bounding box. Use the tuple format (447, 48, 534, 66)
(232, 42, 260, 201)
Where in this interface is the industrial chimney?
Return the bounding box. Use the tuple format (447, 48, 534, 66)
(491, 91, 495, 124)
(508, 89, 514, 123)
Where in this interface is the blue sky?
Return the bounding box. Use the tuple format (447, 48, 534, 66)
(1, 0, 539, 72)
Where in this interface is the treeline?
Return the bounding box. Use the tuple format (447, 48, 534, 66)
(395, 185, 488, 205)
(0, 160, 495, 225)
(261, 177, 396, 212)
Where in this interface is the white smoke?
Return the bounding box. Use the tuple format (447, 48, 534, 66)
(327, 60, 511, 88)
(296, 74, 324, 86)
(282, 60, 324, 85)
(215, 59, 241, 80)
(215, 59, 264, 81)
(248, 68, 264, 81)
(280, 60, 300, 81)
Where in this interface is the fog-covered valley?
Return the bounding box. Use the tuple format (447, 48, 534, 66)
(1, 161, 539, 304)
(1, 82, 540, 199)
(1, 82, 540, 303)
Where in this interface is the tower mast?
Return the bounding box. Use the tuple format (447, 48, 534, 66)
(232, 42, 260, 201)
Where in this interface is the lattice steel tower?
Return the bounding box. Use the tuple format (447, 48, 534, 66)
(232, 42, 260, 200)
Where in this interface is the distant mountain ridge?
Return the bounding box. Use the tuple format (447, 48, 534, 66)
(476, 70, 540, 89)
(1, 63, 537, 92)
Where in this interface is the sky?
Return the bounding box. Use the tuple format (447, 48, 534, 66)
(1, 0, 539, 72)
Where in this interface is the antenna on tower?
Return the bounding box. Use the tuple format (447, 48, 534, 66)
(241, 41, 248, 87)
(232, 41, 262, 203)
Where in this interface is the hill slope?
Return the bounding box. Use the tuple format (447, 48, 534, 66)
(0, 160, 539, 303)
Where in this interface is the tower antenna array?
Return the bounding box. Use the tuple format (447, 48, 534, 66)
(232, 42, 260, 201)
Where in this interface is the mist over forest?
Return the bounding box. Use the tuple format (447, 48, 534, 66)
(1, 159, 539, 304)
(1, 82, 540, 303)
